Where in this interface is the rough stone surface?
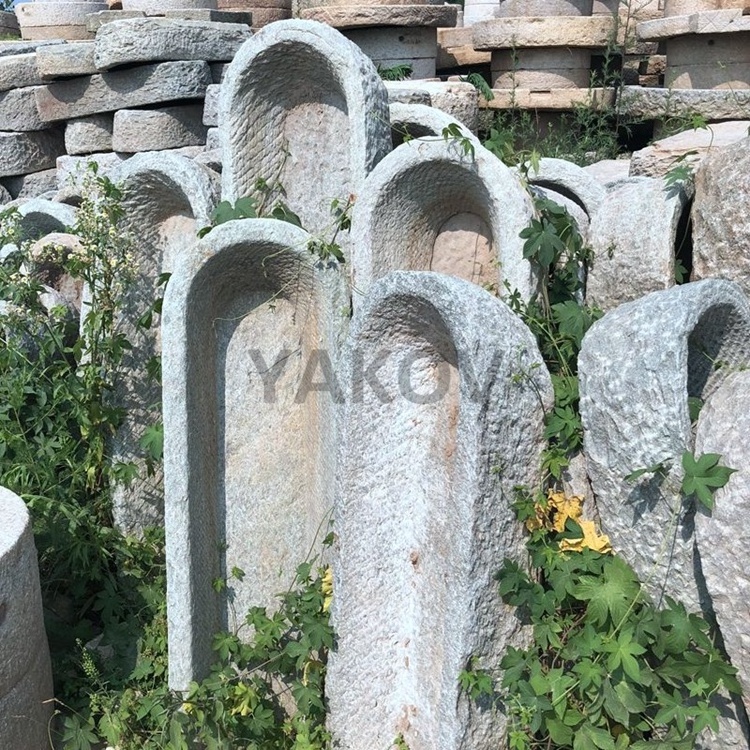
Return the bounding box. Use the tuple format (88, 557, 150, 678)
(0, 486, 53, 750)
(162, 219, 349, 690)
(579, 279, 750, 613)
(164, 8, 252, 22)
(93, 18, 252, 70)
(385, 79, 480, 133)
(638, 7, 750, 40)
(0, 183, 10, 203)
(0, 40, 64, 57)
(473, 15, 615, 49)
(300, 4, 457, 28)
(35, 60, 212, 122)
(327, 271, 551, 750)
(205, 126, 220, 150)
(36, 40, 97, 79)
(56, 151, 126, 190)
(121, 0, 218, 12)
(437, 27, 491, 68)
(0, 54, 41, 92)
(113, 105, 207, 152)
(220, 20, 392, 246)
(85, 9, 145, 32)
(587, 177, 690, 311)
(484, 87, 615, 111)
(28, 232, 84, 310)
(0, 87, 46, 131)
(694, 371, 750, 717)
(692, 135, 750, 295)
(389, 101, 477, 148)
(15, 199, 77, 241)
(525, 157, 606, 219)
(202, 83, 220, 126)
(619, 85, 750, 120)
(630, 121, 750, 178)
(350, 138, 536, 301)
(345, 26, 438, 79)
(1, 168, 58, 199)
(107, 153, 219, 534)
(65, 114, 114, 155)
(498, 0, 593, 13)
(583, 158, 631, 185)
(492, 47, 592, 89)
(0, 130, 65, 178)
(194, 147, 221, 172)
(0, 9, 19, 35)
(666, 31, 750, 90)
(16, 1, 107, 39)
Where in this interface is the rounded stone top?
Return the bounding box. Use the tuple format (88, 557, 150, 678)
(0, 487, 30, 560)
(472, 15, 615, 50)
(300, 4, 458, 28)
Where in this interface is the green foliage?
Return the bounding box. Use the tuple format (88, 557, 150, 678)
(442, 122, 475, 159)
(680, 451, 736, 511)
(460, 72, 494, 102)
(496, 501, 742, 750)
(377, 63, 413, 81)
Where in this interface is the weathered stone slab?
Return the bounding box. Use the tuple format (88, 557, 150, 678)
(583, 157, 631, 186)
(16, 1, 107, 40)
(473, 15, 615, 49)
(113, 105, 207, 152)
(0, 184, 10, 204)
(525, 157, 606, 220)
(586, 176, 690, 311)
(0, 9, 19, 36)
(437, 26, 491, 68)
(351, 138, 535, 300)
(56, 152, 126, 190)
(327, 271, 551, 750)
(579, 279, 750, 612)
(0, 87, 46, 131)
(15, 199, 77, 242)
(694, 371, 750, 716)
(300, 4, 457, 28)
(0, 130, 65, 178)
(638, 7, 750, 41)
(345, 25, 438, 80)
(0, 54, 41, 92)
(163, 218, 349, 689)
(107, 153, 219, 533)
(65, 114, 114, 155)
(630, 121, 750, 178)
(692, 135, 750, 295)
(220, 20, 391, 243)
(482, 87, 615, 110)
(619, 85, 750, 120)
(492, 47, 592, 89)
(0, 40, 64, 57)
(121, 0, 217, 13)
(0, 487, 53, 750)
(202, 83, 220, 126)
(94, 18, 252, 70)
(667, 32, 750, 90)
(164, 8, 252, 22)
(499, 0, 593, 13)
(85, 9, 145, 32)
(36, 41, 97, 79)
(1, 168, 57, 200)
(35, 60, 212, 122)
(386, 79, 480, 133)
(389, 101, 477, 148)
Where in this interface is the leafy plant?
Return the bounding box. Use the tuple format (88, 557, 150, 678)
(377, 63, 413, 81)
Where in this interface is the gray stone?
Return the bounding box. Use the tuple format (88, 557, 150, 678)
(630, 121, 750, 178)
(638, 7, 750, 41)
(692, 136, 750, 296)
(0, 487, 53, 750)
(205, 126, 220, 150)
(56, 152, 126, 190)
(619, 85, 750, 121)
(36, 41, 97, 79)
(220, 20, 391, 246)
(0, 54, 41, 92)
(583, 158, 631, 185)
(1, 168, 58, 200)
(499, 0, 593, 13)
(579, 279, 750, 612)
(28, 232, 84, 310)
(525, 157, 606, 220)
(345, 25, 438, 79)
(113, 105, 207, 153)
(0, 130, 65, 178)
(209, 61, 228, 82)
(35, 60, 212, 122)
(0, 184, 10, 204)
(85, 9, 145, 32)
(472, 15, 615, 49)
(193, 147, 222, 172)
(164, 8, 252, 23)
(388, 101, 477, 148)
(16, 1, 107, 40)
(300, 4, 458, 28)
(121, 0, 217, 13)
(0, 87, 46, 131)
(586, 176, 691, 311)
(202, 83, 220, 126)
(107, 153, 219, 534)
(65, 114, 114, 155)
(0, 9, 19, 35)
(327, 271, 551, 750)
(0, 40, 64, 57)
(162, 218, 349, 690)
(244, 7, 290, 25)
(694, 371, 750, 717)
(94, 18, 252, 70)
(350, 138, 535, 301)
(16, 199, 77, 241)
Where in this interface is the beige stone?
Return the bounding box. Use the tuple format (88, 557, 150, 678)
(618, 84, 750, 120)
(498, 0, 593, 15)
(664, 0, 745, 15)
(36, 41, 97, 79)
(20, 24, 96, 41)
(0, 87, 46, 131)
(346, 26, 438, 78)
(16, 1, 107, 39)
(482, 86, 615, 110)
(492, 47, 593, 89)
(246, 7, 290, 24)
(35, 60, 211, 122)
(65, 114, 114, 155)
(85, 9, 145, 32)
(112, 105, 207, 152)
(300, 4, 458, 28)
(385, 79, 481, 132)
(473, 15, 615, 49)
(218, 0, 290, 8)
(163, 8, 252, 21)
(0, 54, 41, 92)
(584, 158, 631, 185)
(121, 0, 218, 12)
(437, 27, 491, 68)
(666, 33, 750, 89)
(638, 8, 750, 40)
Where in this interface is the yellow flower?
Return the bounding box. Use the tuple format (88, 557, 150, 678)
(559, 519, 612, 555)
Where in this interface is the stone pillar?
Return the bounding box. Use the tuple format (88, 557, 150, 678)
(327, 271, 552, 750)
(0, 487, 54, 750)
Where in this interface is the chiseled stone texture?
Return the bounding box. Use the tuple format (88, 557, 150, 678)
(472, 15, 614, 49)
(619, 85, 750, 121)
(0, 87, 46, 131)
(65, 114, 113, 155)
(35, 60, 211, 122)
(16, 1, 107, 40)
(388, 101, 477, 148)
(0, 486, 53, 750)
(113, 105, 207, 152)
(630, 121, 750, 178)
(0, 54, 41, 91)
(301, 4, 457, 28)
(107, 153, 219, 534)
(586, 176, 690, 312)
(36, 41, 97, 79)
(386, 79, 480, 134)
(583, 158, 631, 185)
(202, 83, 220, 126)
(220, 20, 392, 244)
(692, 135, 750, 296)
(121, 0, 216, 13)
(85, 9, 146, 32)
(94, 18, 252, 70)
(350, 137, 535, 302)
(56, 151, 126, 190)
(498, 0, 592, 14)
(345, 25, 438, 80)
(1, 168, 57, 200)
(15, 198, 77, 242)
(694, 371, 750, 717)
(327, 271, 552, 750)
(162, 219, 349, 690)
(525, 157, 605, 221)
(0, 130, 65, 178)
(579, 279, 750, 613)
